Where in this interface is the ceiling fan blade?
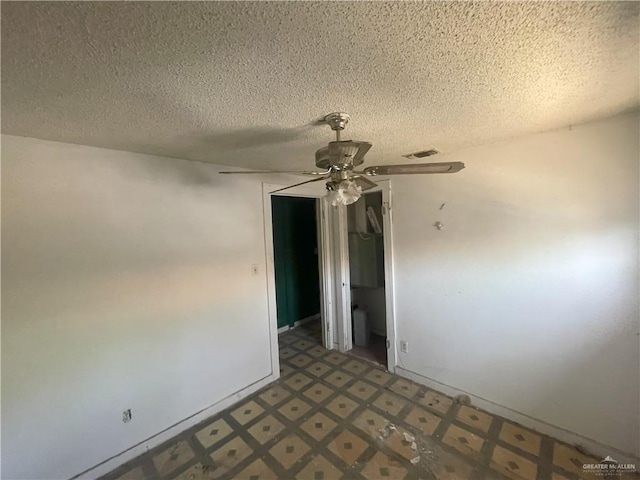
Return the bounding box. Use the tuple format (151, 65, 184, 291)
(351, 175, 378, 191)
(362, 162, 465, 176)
(269, 175, 328, 194)
(220, 169, 329, 176)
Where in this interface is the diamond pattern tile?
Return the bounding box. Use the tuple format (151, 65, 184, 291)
(416, 389, 453, 415)
(389, 378, 420, 399)
(302, 383, 334, 404)
(405, 405, 441, 436)
(100, 322, 610, 480)
(258, 385, 291, 406)
(346, 380, 378, 401)
(268, 434, 311, 470)
(499, 422, 542, 456)
(323, 370, 353, 389)
(194, 418, 233, 449)
(300, 412, 338, 441)
(152, 440, 194, 476)
(306, 361, 332, 377)
(353, 409, 391, 438)
(328, 430, 369, 466)
(295, 455, 342, 480)
(443, 424, 484, 458)
(361, 452, 408, 479)
(491, 445, 538, 479)
(230, 400, 264, 425)
(552, 443, 600, 476)
(278, 397, 312, 421)
(457, 405, 494, 433)
(247, 415, 285, 444)
(208, 435, 252, 477)
(234, 459, 277, 480)
(372, 391, 406, 416)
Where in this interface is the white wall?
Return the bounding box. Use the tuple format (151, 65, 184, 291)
(1, 136, 275, 479)
(390, 111, 639, 459)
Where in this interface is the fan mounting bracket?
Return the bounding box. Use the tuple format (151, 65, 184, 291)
(324, 112, 350, 131)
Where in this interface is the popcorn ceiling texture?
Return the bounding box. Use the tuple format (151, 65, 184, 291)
(1, 1, 638, 170)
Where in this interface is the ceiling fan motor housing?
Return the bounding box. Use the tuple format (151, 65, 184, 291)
(315, 141, 372, 169)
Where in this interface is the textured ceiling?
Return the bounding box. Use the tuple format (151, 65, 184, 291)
(2, 1, 638, 171)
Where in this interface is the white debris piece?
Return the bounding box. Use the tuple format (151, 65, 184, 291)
(403, 432, 416, 443)
(410, 456, 421, 465)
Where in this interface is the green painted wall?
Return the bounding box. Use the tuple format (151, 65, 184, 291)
(271, 196, 321, 328)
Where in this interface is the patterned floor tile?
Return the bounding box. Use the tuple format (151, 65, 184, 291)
(208, 435, 252, 477)
(353, 409, 391, 439)
(405, 405, 441, 436)
(306, 361, 332, 377)
(552, 443, 600, 476)
(278, 346, 297, 359)
(323, 370, 354, 389)
(442, 424, 484, 458)
(386, 428, 420, 460)
(152, 440, 195, 476)
(361, 452, 408, 480)
(417, 389, 453, 415)
(279, 362, 294, 377)
(234, 459, 277, 480)
(346, 380, 378, 401)
(427, 449, 475, 480)
(290, 353, 314, 368)
(278, 397, 312, 421)
(258, 385, 291, 406)
(301, 412, 338, 441)
(342, 359, 370, 375)
(247, 415, 285, 444)
(325, 394, 360, 418)
(307, 344, 329, 357)
(324, 351, 349, 365)
(169, 463, 212, 480)
(456, 405, 494, 433)
(268, 434, 311, 470)
(499, 422, 541, 456)
(100, 322, 611, 480)
(195, 418, 233, 449)
(389, 378, 420, 399)
(284, 372, 314, 391)
(491, 445, 538, 479)
(230, 400, 264, 425)
(294, 455, 342, 480)
(372, 391, 406, 416)
(364, 368, 393, 386)
(327, 430, 369, 466)
(114, 466, 146, 480)
(302, 383, 334, 404)
(294, 339, 316, 350)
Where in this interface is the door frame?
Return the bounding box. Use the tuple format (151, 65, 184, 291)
(263, 179, 397, 376)
(262, 182, 335, 380)
(338, 180, 397, 373)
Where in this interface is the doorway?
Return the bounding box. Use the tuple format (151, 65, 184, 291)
(346, 191, 388, 367)
(271, 196, 321, 333)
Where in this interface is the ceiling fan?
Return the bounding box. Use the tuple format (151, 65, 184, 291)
(220, 112, 465, 205)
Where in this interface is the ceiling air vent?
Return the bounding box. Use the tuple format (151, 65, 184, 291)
(403, 149, 440, 160)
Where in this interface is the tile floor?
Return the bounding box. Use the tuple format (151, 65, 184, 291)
(102, 322, 637, 480)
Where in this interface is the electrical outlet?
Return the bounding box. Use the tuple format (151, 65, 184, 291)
(122, 409, 132, 423)
(251, 264, 259, 276)
(400, 340, 409, 353)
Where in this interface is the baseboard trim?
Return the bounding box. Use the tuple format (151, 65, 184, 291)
(395, 366, 639, 464)
(277, 313, 320, 334)
(71, 373, 276, 480)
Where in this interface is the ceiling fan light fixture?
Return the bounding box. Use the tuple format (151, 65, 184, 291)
(327, 179, 362, 206)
